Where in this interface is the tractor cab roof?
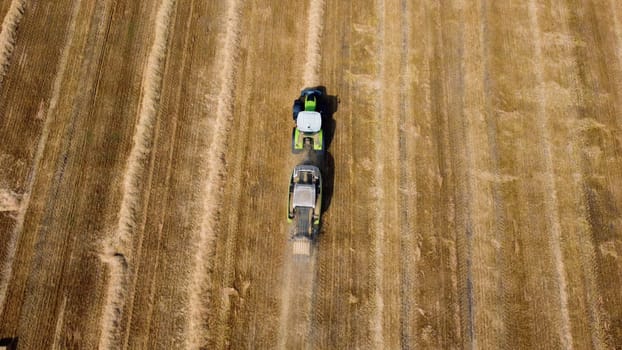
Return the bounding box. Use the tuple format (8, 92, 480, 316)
(296, 111, 322, 133)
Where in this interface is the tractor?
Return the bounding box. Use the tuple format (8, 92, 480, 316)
(291, 89, 324, 154)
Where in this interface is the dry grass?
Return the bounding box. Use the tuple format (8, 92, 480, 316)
(370, 0, 386, 347)
(98, 1, 176, 348)
(184, 0, 241, 348)
(0, 188, 19, 211)
(277, 255, 317, 349)
(302, 0, 324, 87)
(0, 0, 25, 88)
(527, 1, 572, 347)
(0, 0, 79, 317)
(0, 0, 620, 347)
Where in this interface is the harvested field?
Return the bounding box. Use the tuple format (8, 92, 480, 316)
(0, 0, 622, 349)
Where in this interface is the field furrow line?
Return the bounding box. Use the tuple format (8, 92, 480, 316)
(310, 241, 330, 346)
(52, 295, 68, 350)
(302, 0, 324, 87)
(277, 255, 317, 349)
(306, 1, 331, 346)
(307, 234, 325, 346)
(184, 0, 241, 348)
(526, 1, 572, 348)
(0, 0, 24, 89)
(5, 5, 115, 344)
(554, 1, 609, 347)
(376, 0, 406, 347)
(277, 0, 326, 347)
(370, 0, 385, 348)
(603, 0, 622, 141)
(398, 0, 416, 347)
(609, 0, 622, 104)
(121, 3, 181, 348)
(277, 256, 294, 350)
(98, 1, 175, 348)
(440, 1, 475, 345)
(423, 4, 463, 347)
(277, 6, 325, 339)
(0, 0, 80, 315)
(310, 101, 344, 347)
(137, 2, 193, 346)
(460, 2, 506, 346)
(476, 0, 508, 346)
(568, 141, 607, 349)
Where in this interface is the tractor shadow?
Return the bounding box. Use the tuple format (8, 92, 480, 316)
(0, 337, 18, 350)
(321, 87, 338, 214)
(321, 151, 335, 215)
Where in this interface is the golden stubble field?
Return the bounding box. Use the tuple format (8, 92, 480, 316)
(0, 0, 621, 349)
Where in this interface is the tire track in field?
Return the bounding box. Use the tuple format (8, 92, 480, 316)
(439, 1, 474, 346)
(184, 0, 241, 348)
(606, 0, 622, 138)
(277, 1, 325, 348)
(526, 1, 572, 348)
(378, 0, 406, 346)
(0, 0, 25, 89)
(2, 1, 114, 342)
(550, 2, 609, 347)
(277, 254, 317, 349)
(609, 0, 622, 99)
(397, 1, 416, 347)
(121, 2, 180, 348)
(424, 3, 463, 347)
(134, 1, 192, 346)
(52, 295, 68, 350)
(306, 2, 338, 346)
(98, 1, 175, 348)
(302, 0, 324, 88)
(462, 4, 489, 347)
(473, 0, 508, 346)
(277, 254, 294, 350)
(371, 0, 385, 347)
(568, 129, 608, 350)
(0, 0, 80, 315)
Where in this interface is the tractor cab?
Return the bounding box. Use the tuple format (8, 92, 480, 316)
(296, 111, 322, 133)
(292, 111, 324, 153)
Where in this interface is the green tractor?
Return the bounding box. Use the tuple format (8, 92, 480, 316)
(291, 89, 324, 154)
